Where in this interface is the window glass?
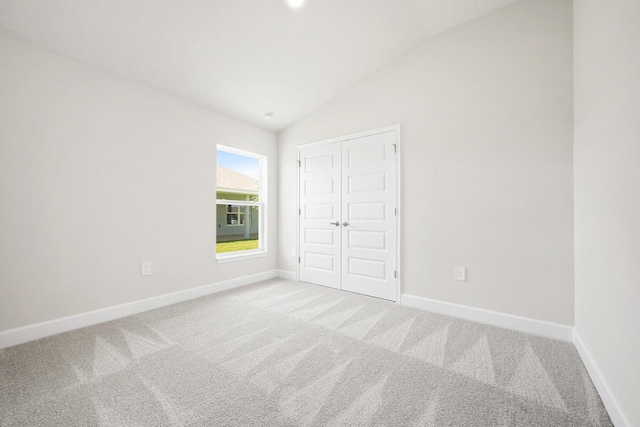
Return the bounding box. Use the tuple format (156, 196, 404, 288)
(216, 147, 265, 257)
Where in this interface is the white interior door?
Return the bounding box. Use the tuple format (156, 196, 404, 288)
(341, 132, 397, 301)
(298, 129, 398, 301)
(299, 143, 341, 289)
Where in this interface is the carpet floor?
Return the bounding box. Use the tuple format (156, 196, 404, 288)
(0, 279, 612, 426)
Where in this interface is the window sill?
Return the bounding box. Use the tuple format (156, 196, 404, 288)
(216, 250, 268, 264)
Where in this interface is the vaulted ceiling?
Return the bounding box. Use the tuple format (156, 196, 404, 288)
(0, 0, 516, 131)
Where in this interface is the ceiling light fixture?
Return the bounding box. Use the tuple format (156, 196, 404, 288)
(264, 112, 274, 120)
(287, 0, 304, 8)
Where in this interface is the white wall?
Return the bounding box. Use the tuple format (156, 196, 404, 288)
(574, 0, 640, 424)
(278, 0, 574, 325)
(0, 36, 278, 331)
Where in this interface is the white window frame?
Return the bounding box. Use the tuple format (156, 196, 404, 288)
(216, 145, 267, 263)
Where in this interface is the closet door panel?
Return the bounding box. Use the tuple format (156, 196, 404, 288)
(341, 132, 397, 301)
(299, 143, 341, 289)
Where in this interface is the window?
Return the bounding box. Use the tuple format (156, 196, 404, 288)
(216, 145, 266, 261)
(226, 205, 244, 225)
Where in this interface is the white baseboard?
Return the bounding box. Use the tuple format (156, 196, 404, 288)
(573, 329, 631, 427)
(278, 270, 296, 281)
(0, 269, 279, 349)
(400, 293, 573, 342)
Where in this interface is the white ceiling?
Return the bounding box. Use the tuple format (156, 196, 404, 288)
(0, 0, 516, 131)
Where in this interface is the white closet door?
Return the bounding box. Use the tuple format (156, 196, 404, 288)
(341, 132, 397, 301)
(299, 143, 341, 289)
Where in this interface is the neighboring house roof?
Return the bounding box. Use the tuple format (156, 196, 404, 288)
(216, 165, 259, 193)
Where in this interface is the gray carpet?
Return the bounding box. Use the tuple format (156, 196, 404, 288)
(0, 279, 612, 426)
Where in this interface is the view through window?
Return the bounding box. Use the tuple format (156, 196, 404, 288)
(216, 146, 265, 257)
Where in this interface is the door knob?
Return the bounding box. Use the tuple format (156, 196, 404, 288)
(342, 222, 349, 226)
(330, 221, 340, 226)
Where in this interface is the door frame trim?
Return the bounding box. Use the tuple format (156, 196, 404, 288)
(296, 124, 402, 303)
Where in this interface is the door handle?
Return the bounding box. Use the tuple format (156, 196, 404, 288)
(330, 221, 340, 226)
(342, 222, 349, 227)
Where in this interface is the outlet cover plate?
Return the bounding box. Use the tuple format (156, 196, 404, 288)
(141, 262, 152, 276)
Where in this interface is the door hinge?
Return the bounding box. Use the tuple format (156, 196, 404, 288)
(297, 160, 301, 167)
(298, 257, 301, 263)
(394, 270, 397, 279)
(299, 208, 301, 215)
(392, 144, 397, 153)
(394, 207, 398, 216)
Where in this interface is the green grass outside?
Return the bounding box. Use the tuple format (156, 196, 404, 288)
(216, 239, 259, 253)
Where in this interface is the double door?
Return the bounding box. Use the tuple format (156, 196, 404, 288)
(298, 130, 398, 301)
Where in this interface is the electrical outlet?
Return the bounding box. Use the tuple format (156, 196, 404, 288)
(141, 262, 152, 276)
(454, 266, 466, 281)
